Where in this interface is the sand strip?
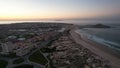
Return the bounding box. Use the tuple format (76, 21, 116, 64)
(70, 29, 120, 68)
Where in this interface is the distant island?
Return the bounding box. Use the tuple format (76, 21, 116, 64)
(77, 24, 111, 29)
(92, 24, 110, 28)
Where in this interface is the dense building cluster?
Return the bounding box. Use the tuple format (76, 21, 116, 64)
(48, 34, 110, 68)
(0, 23, 71, 57)
(0, 31, 59, 56)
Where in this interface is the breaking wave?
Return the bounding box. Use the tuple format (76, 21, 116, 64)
(75, 30, 120, 52)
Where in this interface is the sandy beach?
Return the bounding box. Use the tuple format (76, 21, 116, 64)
(70, 29, 120, 68)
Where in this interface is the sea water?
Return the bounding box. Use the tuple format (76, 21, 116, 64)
(76, 24, 120, 52)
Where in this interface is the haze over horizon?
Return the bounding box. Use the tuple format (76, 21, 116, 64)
(0, 0, 120, 22)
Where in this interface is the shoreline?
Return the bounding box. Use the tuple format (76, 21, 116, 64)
(75, 29, 120, 52)
(75, 29, 120, 58)
(70, 29, 120, 68)
(48, 33, 111, 68)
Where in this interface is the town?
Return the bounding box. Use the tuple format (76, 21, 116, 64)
(0, 0, 120, 68)
(0, 23, 111, 68)
(0, 23, 72, 68)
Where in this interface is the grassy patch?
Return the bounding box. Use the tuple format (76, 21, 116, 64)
(40, 47, 56, 53)
(0, 59, 8, 68)
(1, 53, 18, 58)
(13, 64, 33, 68)
(0, 46, 2, 52)
(13, 58, 24, 64)
(29, 50, 48, 65)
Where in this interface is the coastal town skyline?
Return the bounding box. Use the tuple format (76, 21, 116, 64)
(0, 0, 120, 21)
(0, 0, 119, 68)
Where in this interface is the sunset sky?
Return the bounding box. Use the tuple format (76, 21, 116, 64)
(0, 0, 120, 21)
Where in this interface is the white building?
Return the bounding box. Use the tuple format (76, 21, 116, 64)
(1, 42, 16, 54)
(0, 42, 35, 56)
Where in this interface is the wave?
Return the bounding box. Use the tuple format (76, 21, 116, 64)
(75, 30, 120, 52)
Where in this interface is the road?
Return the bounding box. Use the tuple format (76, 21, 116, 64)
(3, 34, 60, 68)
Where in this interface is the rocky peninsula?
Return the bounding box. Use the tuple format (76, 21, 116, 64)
(91, 24, 110, 28)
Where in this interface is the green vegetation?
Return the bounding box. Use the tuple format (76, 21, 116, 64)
(47, 55, 56, 68)
(0, 35, 6, 39)
(47, 40, 54, 46)
(0, 59, 8, 68)
(29, 50, 48, 65)
(0, 46, 2, 52)
(0, 35, 6, 42)
(13, 64, 33, 68)
(40, 47, 56, 53)
(1, 53, 18, 58)
(21, 34, 34, 39)
(40, 39, 57, 53)
(13, 58, 24, 64)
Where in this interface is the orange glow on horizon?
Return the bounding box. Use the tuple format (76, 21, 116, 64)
(0, 6, 119, 21)
(0, 11, 109, 21)
(0, 0, 120, 21)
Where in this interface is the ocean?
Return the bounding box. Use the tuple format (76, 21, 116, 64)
(0, 20, 119, 25)
(76, 23, 120, 52)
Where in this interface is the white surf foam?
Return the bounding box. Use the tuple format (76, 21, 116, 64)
(75, 30, 120, 51)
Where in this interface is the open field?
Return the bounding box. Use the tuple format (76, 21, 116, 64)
(29, 50, 48, 65)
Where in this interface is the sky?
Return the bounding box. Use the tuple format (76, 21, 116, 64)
(0, 0, 120, 21)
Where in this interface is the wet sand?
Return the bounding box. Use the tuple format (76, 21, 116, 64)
(70, 29, 120, 68)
